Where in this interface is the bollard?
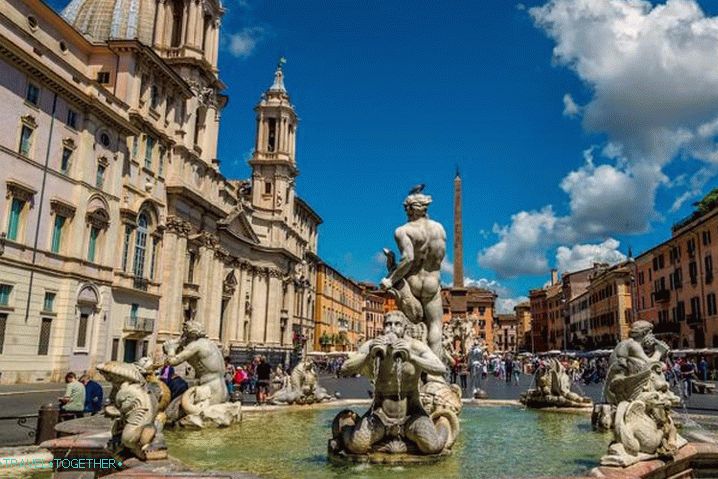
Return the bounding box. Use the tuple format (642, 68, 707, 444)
(35, 403, 59, 445)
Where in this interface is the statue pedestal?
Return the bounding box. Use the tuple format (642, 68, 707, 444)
(327, 440, 451, 465)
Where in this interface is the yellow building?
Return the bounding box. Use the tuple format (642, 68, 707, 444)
(314, 261, 363, 352)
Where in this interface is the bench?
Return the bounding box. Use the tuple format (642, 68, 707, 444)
(692, 380, 716, 394)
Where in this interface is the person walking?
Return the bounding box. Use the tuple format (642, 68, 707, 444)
(79, 374, 104, 415)
(256, 356, 272, 404)
(59, 372, 85, 419)
(698, 357, 708, 381)
(504, 355, 513, 384)
(224, 357, 236, 395)
(512, 358, 521, 385)
(680, 358, 696, 398)
(458, 357, 469, 390)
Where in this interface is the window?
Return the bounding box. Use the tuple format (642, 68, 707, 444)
(0, 314, 6, 354)
(97, 71, 110, 84)
(111, 338, 119, 361)
(0, 285, 12, 306)
(76, 313, 89, 348)
(687, 238, 696, 257)
(187, 251, 196, 283)
(43, 292, 55, 312)
(7, 198, 24, 241)
(264, 181, 272, 194)
(131, 303, 139, 320)
(132, 136, 139, 159)
(66, 109, 78, 129)
(150, 85, 160, 110)
(99, 132, 110, 148)
(25, 83, 40, 105)
(707, 293, 717, 316)
(60, 147, 72, 174)
(87, 226, 100, 262)
(267, 118, 277, 151)
(38, 318, 52, 355)
(689, 261, 698, 284)
(145, 137, 154, 169)
(121, 225, 132, 271)
(18, 124, 33, 157)
(703, 230, 712, 246)
(690, 296, 701, 318)
(51, 214, 66, 253)
(677, 301, 685, 321)
(171, 0, 183, 47)
(96, 163, 106, 188)
(158, 147, 165, 177)
(133, 213, 148, 278)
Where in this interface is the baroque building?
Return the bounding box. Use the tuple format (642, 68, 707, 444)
(0, 0, 320, 383)
(314, 261, 363, 352)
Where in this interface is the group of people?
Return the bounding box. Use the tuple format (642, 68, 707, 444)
(667, 356, 711, 398)
(223, 355, 274, 404)
(449, 353, 523, 389)
(58, 372, 104, 419)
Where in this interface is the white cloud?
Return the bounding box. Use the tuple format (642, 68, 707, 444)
(496, 296, 530, 314)
(555, 238, 627, 274)
(516, 3, 527, 11)
(440, 258, 454, 275)
(479, 0, 718, 279)
(562, 93, 580, 117)
(227, 27, 264, 59)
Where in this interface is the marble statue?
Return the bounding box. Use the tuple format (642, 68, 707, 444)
(97, 361, 167, 460)
(134, 357, 171, 426)
(380, 186, 446, 360)
(269, 360, 333, 405)
(329, 311, 461, 462)
(598, 321, 686, 467)
(163, 320, 241, 428)
(520, 358, 591, 408)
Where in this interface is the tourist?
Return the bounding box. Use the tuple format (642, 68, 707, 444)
(167, 373, 189, 400)
(458, 356, 469, 390)
(272, 364, 288, 391)
(233, 366, 249, 391)
(79, 374, 103, 415)
(512, 358, 521, 385)
(680, 358, 696, 398)
(224, 357, 236, 395)
(698, 356, 709, 381)
(504, 355, 513, 383)
(58, 372, 85, 419)
(159, 361, 174, 382)
(256, 356, 272, 404)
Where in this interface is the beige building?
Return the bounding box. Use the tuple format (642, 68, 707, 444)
(0, 0, 320, 383)
(514, 301, 532, 352)
(494, 314, 518, 353)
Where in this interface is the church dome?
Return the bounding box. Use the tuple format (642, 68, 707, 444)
(61, 0, 156, 44)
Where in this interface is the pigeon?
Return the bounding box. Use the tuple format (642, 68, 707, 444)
(408, 183, 425, 195)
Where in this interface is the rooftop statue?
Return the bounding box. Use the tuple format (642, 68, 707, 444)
(598, 321, 686, 467)
(520, 358, 591, 408)
(380, 187, 446, 361)
(163, 320, 241, 428)
(329, 311, 461, 462)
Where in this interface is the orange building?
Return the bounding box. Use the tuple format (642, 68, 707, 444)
(529, 288, 548, 353)
(635, 193, 718, 348)
(514, 302, 532, 351)
(313, 261, 363, 352)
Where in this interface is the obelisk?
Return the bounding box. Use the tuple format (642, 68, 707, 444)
(453, 168, 464, 288)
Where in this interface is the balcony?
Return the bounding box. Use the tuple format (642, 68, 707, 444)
(653, 321, 680, 335)
(124, 316, 154, 333)
(133, 276, 148, 291)
(686, 313, 702, 327)
(653, 289, 670, 303)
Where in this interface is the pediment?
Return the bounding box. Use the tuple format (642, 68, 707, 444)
(218, 206, 260, 244)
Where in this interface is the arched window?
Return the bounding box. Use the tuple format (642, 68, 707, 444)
(133, 213, 149, 278)
(170, 0, 184, 47)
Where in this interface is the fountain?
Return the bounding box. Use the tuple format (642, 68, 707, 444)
(520, 358, 591, 408)
(268, 359, 334, 405)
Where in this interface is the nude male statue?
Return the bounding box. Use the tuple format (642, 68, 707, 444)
(380, 189, 446, 360)
(603, 320, 669, 405)
(338, 311, 454, 455)
(163, 320, 228, 406)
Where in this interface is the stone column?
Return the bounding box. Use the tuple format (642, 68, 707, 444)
(185, 0, 196, 47)
(194, 3, 204, 50)
(211, 22, 220, 67)
(154, 0, 166, 48)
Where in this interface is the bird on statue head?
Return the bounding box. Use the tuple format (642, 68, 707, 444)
(408, 183, 425, 195)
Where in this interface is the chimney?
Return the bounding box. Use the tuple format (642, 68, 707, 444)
(453, 168, 464, 288)
(550, 269, 558, 286)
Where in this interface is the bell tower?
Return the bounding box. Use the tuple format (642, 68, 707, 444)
(249, 60, 298, 215)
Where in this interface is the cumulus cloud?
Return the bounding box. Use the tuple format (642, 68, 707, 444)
(555, 238, 627, 274)
(496, 296, 530, 314)
(441, 258, 454, 275)
(562, 93, 580, 117)
(480, 0, 718, 278)
(227, 27, 264, 59)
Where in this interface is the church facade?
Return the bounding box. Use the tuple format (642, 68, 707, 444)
(0, 0, 320, 383)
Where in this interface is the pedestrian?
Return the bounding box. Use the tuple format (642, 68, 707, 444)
(224, 357, 236, 395)
(79, 374, 104, 415)
(59, 372, 85, 419)
(680, 358, 696, 398)
(698, 356, 708, 381)
(512, 358, 521, 385)
(504, 355, 513, 384)
(256, 355, 272, 404)
(458, 357, 469, 390)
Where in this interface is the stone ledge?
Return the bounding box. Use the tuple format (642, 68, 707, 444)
(590, 442, 718, 479)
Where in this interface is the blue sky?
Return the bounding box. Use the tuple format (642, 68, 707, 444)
(50, 0, 718, 311)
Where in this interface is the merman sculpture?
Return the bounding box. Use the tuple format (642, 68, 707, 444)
(598, 320, 686, 467)
(163, 320, 241, 428)
(329, 311, 460, 462)
(269, 360, 333, 405)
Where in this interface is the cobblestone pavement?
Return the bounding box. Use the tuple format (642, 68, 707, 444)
(0, 373, 715, 446)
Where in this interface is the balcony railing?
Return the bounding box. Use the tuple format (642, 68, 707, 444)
(124, 316, 155, 333)
(133, 276, 148, 291)
(653, 321, 680, 335)
(686, 313, 702, 327)
(653, 289, 670, 303)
